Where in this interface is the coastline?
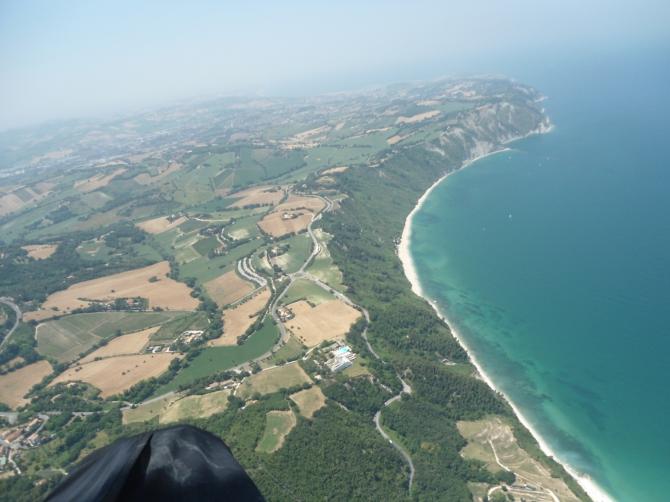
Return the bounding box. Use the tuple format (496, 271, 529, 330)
(397, 133, 614, 502)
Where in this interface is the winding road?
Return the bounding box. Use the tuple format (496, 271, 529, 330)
(0, 297, 22, 350)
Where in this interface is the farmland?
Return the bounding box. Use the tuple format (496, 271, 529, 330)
(25, 261, 198, 321)
(210, 288, 270, 346)
(136, 215, 186, 234)
(35, 311, 185, 362)
(0, 360, 53, 409)
(79, 326, 158, 363)
(21, 244, 58, 260)
(237, 363, 311, 399)
(179, 239, 262, 284)
(280, 278, 334, 305)
(74, 168, 126, 192)
(204, 270, 254, 307)
(257, 211, 312, 238)
(159, 389, 231, 424)
(257, 195, 325, 238)
(269, 234, 311, 274)
(284, 300, 361, 347)
(290, 386, 326, 418)
(50, 353, 180, 398)
(320, 166, 348, 175)
(151, 311, 209, 342)
(122, 393, 179, 424)
(256, 410, 296, 453)
(229, 186, 285, 208)
(157, 318, 279, 393)
(261, 335, 304, 368)
(306, 229, 344, 290)
(226, 213, 262, 240)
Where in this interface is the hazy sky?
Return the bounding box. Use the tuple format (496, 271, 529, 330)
(1, 0, 668, 130)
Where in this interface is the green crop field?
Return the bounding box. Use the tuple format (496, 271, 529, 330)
(256, 410, 296, 453)
(159, 389, 231, 424)
(281, 278, 334, 306)
(36, 311, 185, 362)
(238, 362, 311, 399)
(226, 213, 262, 240)
(273, 234, 311, 274)
(168, 164, 221, 205)
(262, 335, 305, 368)
(250, 245, 272, 274)
(178, 218, 208, 233)
(174, 239, 201, 264)
(151, 227, 180, 254)
(123, 393, 175, 425)
(156, 318, 279, 393)
(232, 165, 265, 189)
(306, 230, 344, 291)
(202, 152, 236, 170)
(151, 312, 210, 342)
(260, 150, 305, 179)
(186, 197, 236, 214)
(193, 236, 220, 256)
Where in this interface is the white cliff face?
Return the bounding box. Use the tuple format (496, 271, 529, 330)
(431, 99, 550, 167)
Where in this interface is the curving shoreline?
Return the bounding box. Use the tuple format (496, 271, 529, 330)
(398, 136, 614, 502)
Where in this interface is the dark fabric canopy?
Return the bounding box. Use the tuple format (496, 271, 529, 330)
(46, 425, 265, 502)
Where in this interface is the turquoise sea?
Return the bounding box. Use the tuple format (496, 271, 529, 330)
(409, 49, 670, 501)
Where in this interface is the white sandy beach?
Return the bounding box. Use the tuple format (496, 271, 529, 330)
(397, 131, 614, 502)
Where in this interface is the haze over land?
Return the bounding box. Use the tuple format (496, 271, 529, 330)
(1, 0, 669, 130)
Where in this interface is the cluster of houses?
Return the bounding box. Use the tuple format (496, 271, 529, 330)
(0, 416, 48, 473)
(146, 330, 205, 354)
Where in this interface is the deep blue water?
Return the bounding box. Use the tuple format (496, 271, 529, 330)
(409, 48, 670, 501)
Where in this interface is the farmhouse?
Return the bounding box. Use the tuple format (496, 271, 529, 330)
(277, 305, 294, 322)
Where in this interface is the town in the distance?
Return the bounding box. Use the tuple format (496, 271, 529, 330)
(0, 78, 587, 501)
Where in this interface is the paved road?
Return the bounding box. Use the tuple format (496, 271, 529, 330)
(362, 309, 415, 491)
(0, 297, 22, 350)
(374, 402, 416, 491)
(238, 257, 266, 287)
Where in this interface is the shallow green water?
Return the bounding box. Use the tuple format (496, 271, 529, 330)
(410, 51, 670, 501)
